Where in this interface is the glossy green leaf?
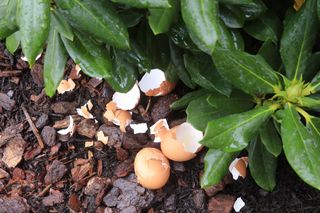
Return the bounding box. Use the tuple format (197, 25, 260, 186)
(171, 89, 209, 110)
(187, 92, 253, 131)
(5, 31, 20, 54)
(259, 120, 282, 157)
(201, 149, 237, 188)
(258, 39, 281, 70)
(56, 0, 129, 49)
(281, 105, 320, 190)
(244, 11, 281, 44)
(181, 0, 220, 54)
(18, 0, 50, 66)
(111, 0, 170, 8)
(119, 9, 143, 28)
(106, 48, 137, 93)
(280, 0, 318, 80)
(217, 18, 243, 49)
(218, 0, 253, 5)
(239, 0, 267, 20)
(148, 0, 179, 35)
(44, 27, 68, 97)
(164, 62, 179, 83)
(201, 105, 277, 152)
(169, 41, 195, 88)
(307, 117, 320, 140)
(219, 5, 245, 28)
(184, 53, 232, 96)
(51, 10, 74, 40)
(310, 72, 320, 93)
(168, 23, 200, 51)
(248, 137, 277, 191)
(229, 29, 245, 50)
(62, 32, 112, 78)
(212, 48, 280, 95)
(304, 52, 320, 81)
(0, 0, 18, 39)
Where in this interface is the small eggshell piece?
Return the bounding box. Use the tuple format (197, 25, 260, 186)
(112, 83, 140, 110)
(229, 157, 249, 180)
(134, 148, 170, 189)
(233, 197, 245, 212)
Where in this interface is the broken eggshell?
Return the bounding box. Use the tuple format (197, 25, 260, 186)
(57, 79, 76, 94)
(76, 100, 94, 119)
(229, 157, 249, 180)
(149, 119, 170, 142)
(159, 122, 203, 162)
(112, 83, 140, 110)
(103, 102, 132, 133)
(138, 69, 176, 96)
(57, 116, 75, 136)
(233, 197, 245, 212)
(134, 147, 170, 189)
(130, 123, 148, 134)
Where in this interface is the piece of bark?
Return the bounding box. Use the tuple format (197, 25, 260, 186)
(2, 137, 26, 168)
(68, 193, 81, 212)
(0, 123, 24, 147)
(44, 160, 68, 184)
(0, 169, 9, 179)
(208, 194, 235, 213)
(30, 64, 43, 87)
(0, 196, 30, 213)
(76, 119, 98, 138)
(51, 101, 77, 114)
(151, 94, 178, 122)
(41, 126, 56, 147)
(84, 176, 110, 196)
(0, 93, 15, 111)
(42, 189, 64, 206)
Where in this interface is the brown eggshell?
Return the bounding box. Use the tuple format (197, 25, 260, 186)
(160, 127, 196, 162)
(134, 148, 170, 189)
(145, 81, 176, 96)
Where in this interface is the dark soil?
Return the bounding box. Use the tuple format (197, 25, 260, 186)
(1, 42, 320, 213)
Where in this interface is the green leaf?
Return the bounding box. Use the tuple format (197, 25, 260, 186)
(259, 120, 282, 157)
(5, 31, 20, 54)
(244, 11, 281, 44)
(51, 10, 74, 41)
(304, 52, 320, 81)
(307, 117, 320, 140)
(187, 91, 253, 131)
(44, 27, 68, 97)
(258, 39, 281, 70)
(219, 4, 245, 29)
(201, 149, 237, 188)
(118, 9, 143, 28)
(280, 0, 318, 80)
(212, 48, 280, 95)
(281, 104, 320, 190)
(218, 0, 253, 5)
(168, 23, 200, 51)
(298, 97, 320, 112)
(111, 0, 170, 8)
(217, 19, 242, 50)
(201, 105, 276, 152)
(56, 0, 129, 49)
(169, 41, 195, 88)
(310, 72, 320, 93)
(61, 31, 112, 78)
(148, 0, 179, 35)
(229, 29, 245, 50)
(239, 0, 267, 20)
(0, 0, 18, 39)
(171, 89, 209, 110)
(18, 0, 50, 66)
(184, 53, 232, 96)
(248, 137, 277, 191)
(181, 0, 220, 54)
(106, 48, 137, 93)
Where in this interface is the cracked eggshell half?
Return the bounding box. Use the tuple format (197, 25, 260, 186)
(134, 148, 170, 189)
(138, 69, 176, 96)
(160, 122, 203, 162)
(112, 83, 140, 110)
(229, 157, 249, 180)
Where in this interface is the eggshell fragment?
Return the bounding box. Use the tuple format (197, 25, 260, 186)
(57, 116, 75, 136)
(76, 100, 94, 119)
(57, 79, 76, 94)
(134, 148, 170, 189)
(160, 122, 203, 162)
(112, 83, 140, 110)
(130, 123, 148, 134)
(96, 131, 108, 145)
(233, 197, 245, 212)
(138, 69, 176, 96)
(229, 157, 249, 180)
(149, 119, 169, 142)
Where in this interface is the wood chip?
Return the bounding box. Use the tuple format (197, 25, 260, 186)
(0, 93, 15, 111)
(2, 137, 26, 168)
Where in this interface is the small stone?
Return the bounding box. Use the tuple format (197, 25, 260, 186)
(2, 137, 26, 168)
(84, 176, 110, 196)
(44, 160, 68, 184)
(41, 126, 56, 147)
(76, 119, 98, 138)
(208, 194, 235, 213)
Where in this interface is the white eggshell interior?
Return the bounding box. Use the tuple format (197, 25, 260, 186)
(175, 122, 203, 153)
(138, 69, 166, 94)
(112, 83, 140, 110)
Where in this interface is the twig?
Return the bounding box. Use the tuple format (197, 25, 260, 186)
(0, 70, 22, 77)
(22, 106, 45, 149)
(38, 184, 52, 197)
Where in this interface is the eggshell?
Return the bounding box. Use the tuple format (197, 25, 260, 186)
(134, 148, 170, 189)
(229, 157, 249, 180)
(112, 83, 140, 110)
